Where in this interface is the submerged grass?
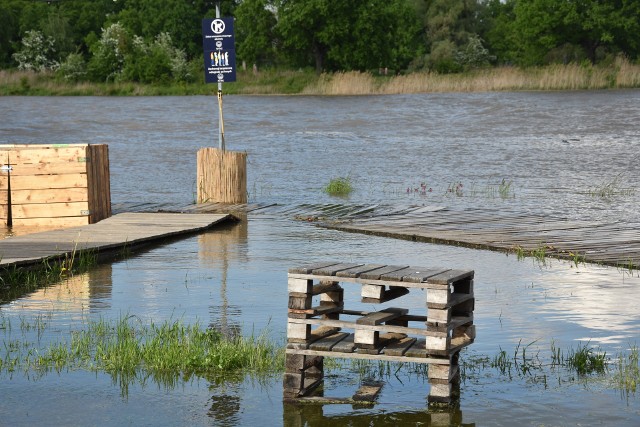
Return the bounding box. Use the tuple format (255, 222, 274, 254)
(323, 176, 353, 197)
(0, 246, 98, 302)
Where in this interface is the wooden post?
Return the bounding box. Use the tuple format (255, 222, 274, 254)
(196, 147, 247, 204)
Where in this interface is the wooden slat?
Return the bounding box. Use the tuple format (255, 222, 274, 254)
(426, 269, 474, 285)
(362, 286, 410, 303)
(10, 188, 89, 204)
(289, 261, 341, 274)
(10, 201, 89, 219)
(383, 337, 417, 357)
(352, 383, 383, 402)
(10, 173, 87, 190)
(335, 264, 385, 278)
(308, 332, 349, 351)
(359, 265, 409, 280)
(7, 162, 87, 176)
(312, 263, 362, 276)
(6, 146, 86, 164)
(331, 334, 355, 353)
(356, 307, 408, 326)
(286, 348, 450, 365)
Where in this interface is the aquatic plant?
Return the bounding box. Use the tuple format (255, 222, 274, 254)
(615, 345, 639, 397)
(587, 175, 635, 199)
(566, 342, 607, 375)
(323, 176, 353, 197)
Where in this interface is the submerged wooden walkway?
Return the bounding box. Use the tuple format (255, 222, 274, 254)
(110, 201, 640, 268)
(0, 212, 231, 268)
(320, 208, 640, 268)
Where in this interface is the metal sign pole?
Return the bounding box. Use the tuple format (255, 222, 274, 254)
(216, 2, 225, 151)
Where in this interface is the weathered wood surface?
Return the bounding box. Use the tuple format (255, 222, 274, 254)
(318, 207, 640, 268)
(0, 212, 230, 268)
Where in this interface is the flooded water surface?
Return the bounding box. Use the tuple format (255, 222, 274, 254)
(1, 92, 640, 426)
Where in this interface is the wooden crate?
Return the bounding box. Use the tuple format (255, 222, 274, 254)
(284, 261, 475, 405)
(0, 144, 111, 228)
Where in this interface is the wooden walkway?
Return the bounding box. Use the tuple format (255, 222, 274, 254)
(0, 212, 231, 268)
(112, 201, 640, 268)
(319, 208, 640, 268)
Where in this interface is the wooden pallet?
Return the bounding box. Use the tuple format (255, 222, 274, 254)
(283, 261, 475, 405)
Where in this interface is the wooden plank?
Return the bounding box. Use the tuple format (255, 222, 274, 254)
(312, 263, 362, 276)
(7, 162, 87, 176)
(8, 216, 89, 229)
(361, 286, 409, 304)
(426, 269, 474, 285)
(383, 337, 417, 357)
(6, 146, 86, 164)
(359, 265, 409, 280)
(286, 348, 450, 365)
(380, 266, 448, 282)
(331, 334, 355, 353)
(10, 188, 89, 204)
(336, 264, 385, 278)
(288, 316, 446, 337)
(356, 307, 409, 326)
(10, 173, 87, 190)
(352, 383, 383, 402)
(10, 201, 89, 219)
(309, 332, 349, 351)
(289, 261, 341, 274)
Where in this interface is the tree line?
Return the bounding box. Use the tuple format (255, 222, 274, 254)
(1, 0, 639, 83)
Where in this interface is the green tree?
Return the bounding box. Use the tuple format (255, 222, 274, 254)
(514, 0, 640, 65)
(235, 0, 278, 69)
(276, 0, 422, 73)
(0, 1, 20, 66)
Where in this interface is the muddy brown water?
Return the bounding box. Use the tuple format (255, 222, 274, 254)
(1, 93, 639, 425)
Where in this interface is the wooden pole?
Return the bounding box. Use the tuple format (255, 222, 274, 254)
(197, 148, 247, 204)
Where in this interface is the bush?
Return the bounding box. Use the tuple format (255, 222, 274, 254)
(57, 53, 87, 82)
(12, 30, 59, 72)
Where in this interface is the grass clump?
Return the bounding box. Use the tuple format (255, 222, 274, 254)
(615, 345, 639, 396)
(323, 176, 353, 197)
(566, 342, 607, 375)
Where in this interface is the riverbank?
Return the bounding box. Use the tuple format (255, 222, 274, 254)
(2, 57, 640, 96)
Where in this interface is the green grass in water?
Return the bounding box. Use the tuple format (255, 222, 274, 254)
(323, 176, 353, 197)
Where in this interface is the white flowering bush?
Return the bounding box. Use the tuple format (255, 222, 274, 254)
(13, 30, 59, 71)
(88, 22, 130, 82)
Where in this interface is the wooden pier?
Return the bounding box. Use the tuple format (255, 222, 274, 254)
(284, 261, 475, 405)
(0, 212, 231, 268)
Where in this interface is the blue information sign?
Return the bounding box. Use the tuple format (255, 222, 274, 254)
(202, 17, 236, 83)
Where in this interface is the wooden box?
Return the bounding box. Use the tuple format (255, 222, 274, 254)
(1, 144, 111, 228)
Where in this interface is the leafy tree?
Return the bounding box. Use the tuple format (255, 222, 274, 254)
(122, 33, 192, 83)
(0, 1, 20, 66)
(513, 0, 640, 65)
(276, 0, 422, 73)
(235, 0, 278, 68)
